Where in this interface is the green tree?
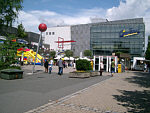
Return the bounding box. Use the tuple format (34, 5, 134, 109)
(0, 0, 23, 27)
(17, 23, 28, 39)
(145, 39, 150, 60)
(49, 51, 56, 58)
(65, 50, 73, 57)
(84, 50, 92, 58)
(0, 34, 25, 70)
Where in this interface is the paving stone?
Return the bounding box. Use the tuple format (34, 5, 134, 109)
(24, 67, 149, 113)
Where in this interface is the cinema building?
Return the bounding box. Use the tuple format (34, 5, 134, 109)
(45, 18, 145, 58)
(90, 18, 145, 57)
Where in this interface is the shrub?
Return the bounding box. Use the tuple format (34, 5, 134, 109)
(0, 62, 21, 70)
(76, 59, 92, 71)
(8, 66, 21, 70)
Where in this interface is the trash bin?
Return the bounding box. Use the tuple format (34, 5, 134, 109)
(118, 64, 122, 73)
(0, 69, 23, 80)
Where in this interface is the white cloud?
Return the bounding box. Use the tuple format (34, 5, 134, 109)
(106, 0, 150, 47)
(106, 0, 150, 20)
(15, 8, 105, 33)
(15, 0, 150, 39)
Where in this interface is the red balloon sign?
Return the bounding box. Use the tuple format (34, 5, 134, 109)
(38, 23, 47, 32)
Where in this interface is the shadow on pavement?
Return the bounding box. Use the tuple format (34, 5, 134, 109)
(113, 72, 150, 113)
(114, 90, 150, 113)
(126, 72, 150, 88)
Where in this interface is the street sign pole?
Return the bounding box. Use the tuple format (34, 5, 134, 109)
(32, 32, 42, 73)
(32, 23, 47, 74)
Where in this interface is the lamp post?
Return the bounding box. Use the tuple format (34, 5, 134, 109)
(32, 23, 47, 73)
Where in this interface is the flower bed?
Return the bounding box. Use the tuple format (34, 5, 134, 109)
(90, 71, 99, 77)
(69, 71, 90, 78)
(69, 71, 99, 78)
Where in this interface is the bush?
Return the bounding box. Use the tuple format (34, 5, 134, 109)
(0, 62, 21, 70)
(76, 59, 92, 71)
(0, 61, 7, 70)
(8, 66, 21, 70)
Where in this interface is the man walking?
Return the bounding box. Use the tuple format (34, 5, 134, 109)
(58, 58, 64, 75)
(100, 61, 104, 76)
(111, 59, 115, 77)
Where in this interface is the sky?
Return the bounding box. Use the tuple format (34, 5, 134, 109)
(15, 0, 150, 38)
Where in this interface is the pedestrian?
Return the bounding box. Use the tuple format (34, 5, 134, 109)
(49, 58, 53, 74)
(65, 61, 68, 68)
(100, 61, 104, 76)
(49, 65, 52, 74)
(73, 59, 76, 69)
(44, 59, 48, 73)
(63, 61, 66, 68)
(49, 58, 53, 66)
(148, 62, 150, 73)
(144, 62, 147, 72)
(111, 59, 115, 77)
(58, 58, 64, 75)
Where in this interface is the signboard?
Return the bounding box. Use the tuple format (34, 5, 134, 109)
(120, 28, 140, 38)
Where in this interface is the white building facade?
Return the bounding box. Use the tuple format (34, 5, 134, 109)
(44, 26, 71, 51)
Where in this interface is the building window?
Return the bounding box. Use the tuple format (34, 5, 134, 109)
(46, 32, 48, 35)
(49, 32, 51, 35)
(52, 32, 55, 35)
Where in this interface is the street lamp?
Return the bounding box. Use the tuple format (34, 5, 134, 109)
(32, 23, 47, 73)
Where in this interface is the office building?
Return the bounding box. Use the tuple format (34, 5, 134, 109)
(44, 18, 145, 58)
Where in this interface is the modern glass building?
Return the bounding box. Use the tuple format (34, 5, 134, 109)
(90, 18, 145, 58)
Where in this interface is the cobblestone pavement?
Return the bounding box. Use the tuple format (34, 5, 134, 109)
(25, 70, 150, 113)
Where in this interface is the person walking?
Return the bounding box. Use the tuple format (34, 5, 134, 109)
(100, 61, 104, 76)
(144, 62, 147, 72)
(148, 62, 150, 73)
(48, 58, 53, 74)
(58, 58, 64, 75)
(49, 65, 52, 74)
(111, 59, 115, 77)
(73, 59, 76, 69)
(44, 59, 48, 73)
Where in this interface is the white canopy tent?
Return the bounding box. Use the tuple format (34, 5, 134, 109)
(64, 57, 69, 60)
(54, 56, 61, 60)
(79, 57, 91, 61)
(69, 57, 74, 60)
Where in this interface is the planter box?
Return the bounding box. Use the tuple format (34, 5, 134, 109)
(69, 72, 90, 78)
(90, 71, 99, 77)
(0, 69, 23, 80)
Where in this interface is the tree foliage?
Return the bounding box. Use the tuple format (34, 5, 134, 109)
(65, 50, 73, 57)
(17, 23, 27, 39)
(145, 37, 150, 60)
(50, 51, 56, 58)
(84, 50, 92, 57)
(0, 34, 25, 70)
(0, 0, 23, 27)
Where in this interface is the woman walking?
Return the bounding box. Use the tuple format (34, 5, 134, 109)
(44, 59, 48, 73)
(100, 61, 104, 76)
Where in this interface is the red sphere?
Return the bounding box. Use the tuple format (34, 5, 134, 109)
(38, 23, 47, 32)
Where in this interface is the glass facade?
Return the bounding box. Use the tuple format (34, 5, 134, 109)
(90, 18, 145, 58)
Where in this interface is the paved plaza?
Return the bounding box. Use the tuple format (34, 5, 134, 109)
(0, 65, 150, 113)
(0, 65, 110, 113)
(24, 66, 150, 113)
